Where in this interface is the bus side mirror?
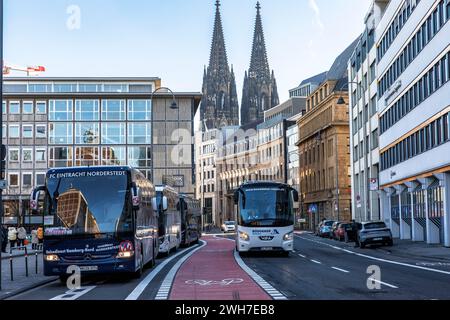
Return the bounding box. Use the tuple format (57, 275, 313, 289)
(30, 186, 45, 214)
(162, 196, 168, 212)
(131, 183, 140, 210)
(233, 191, 239, 205)
(292, 189, 299, 202)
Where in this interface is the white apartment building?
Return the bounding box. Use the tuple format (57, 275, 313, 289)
(348, 0, 389, 222)
(377, 0, 450, 246)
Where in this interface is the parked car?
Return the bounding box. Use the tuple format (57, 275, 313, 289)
(331, 221, 342, 239)
(357, 221, 393, 248)
(333, 222, 351, 241)
(221, 221, 236, 233)
(318, 220, 335, 238)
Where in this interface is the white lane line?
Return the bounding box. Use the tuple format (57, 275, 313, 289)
(298, 254, 306, 258)
(234, 250, 287, 300)
(125, 243, 203, 300)
(331, 267, 350, 273)
(154, 240, 207, 300)
(370, 278, 398, 289)
(310, 259, 322, 265)
(50, 286, 96, 300)
(295, 235, 450, 276)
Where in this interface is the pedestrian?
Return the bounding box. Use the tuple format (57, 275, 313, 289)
(351, 220, 360, 248)
(17, 225, 27, 249)
(8, 226, 18, 249)
(31, 228, 38, 250)
(1, 225, 8, 253)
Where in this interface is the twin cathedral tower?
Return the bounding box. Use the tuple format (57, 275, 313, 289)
(201, 1, 279, 130)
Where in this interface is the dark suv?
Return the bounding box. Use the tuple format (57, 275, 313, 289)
(357, 221, 393, 248)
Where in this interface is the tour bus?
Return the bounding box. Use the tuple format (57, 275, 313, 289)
(234, 181, 299, 256)
(178, 194, 201, 247)
(30, 166, 159, 282)
(153, 186, 181, 255)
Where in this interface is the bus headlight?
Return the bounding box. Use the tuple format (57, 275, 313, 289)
(44, 254, 60, 262)
(116, 251, 135, 259)
(283, 232, 294, 241)
(239, 231, 249, 242)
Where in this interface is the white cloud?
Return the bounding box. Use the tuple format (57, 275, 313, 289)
(308, 0, 324, 31)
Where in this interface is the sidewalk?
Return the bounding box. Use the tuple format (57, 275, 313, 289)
(0, 250, 55, 300)
(170, 236, 271, 300)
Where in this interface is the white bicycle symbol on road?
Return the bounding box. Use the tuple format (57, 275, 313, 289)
(185, 278, 244, 286)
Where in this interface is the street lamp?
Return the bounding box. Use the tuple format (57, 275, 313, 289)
(337, 81, 371, 223)
(150, 86, 178, 110)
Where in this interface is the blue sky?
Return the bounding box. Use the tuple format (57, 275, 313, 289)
(4, 0, 371, 103)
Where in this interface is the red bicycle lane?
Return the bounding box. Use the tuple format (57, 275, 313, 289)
(169, 236, 271, 300)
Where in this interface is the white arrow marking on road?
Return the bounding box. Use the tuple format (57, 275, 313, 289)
(125, 242, 204, 300)
(50, 286, 96, 300)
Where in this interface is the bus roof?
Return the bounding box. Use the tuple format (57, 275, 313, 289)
(239, 181, 291, 189)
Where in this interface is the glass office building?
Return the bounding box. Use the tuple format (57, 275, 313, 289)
(1, 78, 201, 226)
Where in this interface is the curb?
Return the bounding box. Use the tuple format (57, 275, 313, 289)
(0, 277, 58, 300)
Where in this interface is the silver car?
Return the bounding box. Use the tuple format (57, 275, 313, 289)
(357, 221, 393, 248)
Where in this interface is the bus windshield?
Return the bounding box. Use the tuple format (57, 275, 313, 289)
(238, 188, 294, 227)
(45, 170, 132, 236)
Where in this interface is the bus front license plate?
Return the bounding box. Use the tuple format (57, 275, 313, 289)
(261, 247, 273, 251)
(80, 266, 98, 271)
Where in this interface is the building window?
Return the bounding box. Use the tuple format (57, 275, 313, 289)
(75, 100, 100, 121)
(128, 100, 151, 121)
(49, 147, 73, 167)
(49, 100, 73, 121)
(9, 101, 20, 114)
(36, 124, 46, 138)
(36, 148, 46, 162)
(9, 125, 20, 138)
(78, 83, 102, 92)
(2, 125, 6, 138)
(49, 123, 73, 144)
(22, 173, 33, 187)
(101, 123, 125, 144)
(35, 173, 46, 186)
(128, 123, 151, 144)
(75, 123, 100, 144)
(101, 100, 126, 120)
(101, 146, 126, 165)
(23, 101, 33, 114)
(23, 148, 33, 162)
(2, 101, 6, 114)
(8, 149, 19, 162)
(75, 147, 100, 166)
(22, 124, 33, 138)
(9, 173, 19, 187)
(128, 146, 152, 167)
(36, 101, 47, 114)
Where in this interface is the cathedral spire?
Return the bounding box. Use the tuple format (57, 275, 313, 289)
(201, 1, 240, 130)
(208, 0, 228, 75)
(241, 2, 279, 126)
(249, 1, 270, 80)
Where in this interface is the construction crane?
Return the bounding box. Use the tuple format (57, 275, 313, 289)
(2, 62, 46, 76)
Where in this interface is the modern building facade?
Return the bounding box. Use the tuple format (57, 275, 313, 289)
(289, 72, 327, 99)
(2, 77, 201, 225)
(241, 2, 279, 126)
(377, 0, 450, 247)
(297, 40, 358, 231)
(201, 0, 239, 130)
(348, 0, 389, 223)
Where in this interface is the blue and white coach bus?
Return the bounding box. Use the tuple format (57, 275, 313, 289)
(234, 181, 299, 256)
(30, 166, 158, 282)
(178, 194, 201, 247)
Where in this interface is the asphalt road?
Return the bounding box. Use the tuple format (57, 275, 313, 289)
(6, 233, 450, 300)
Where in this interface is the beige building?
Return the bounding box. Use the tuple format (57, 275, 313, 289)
(296, 41, 358, 231)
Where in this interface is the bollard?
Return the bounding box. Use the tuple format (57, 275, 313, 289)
(9, 251, 13, 281)
(25, 246, 29, 277)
